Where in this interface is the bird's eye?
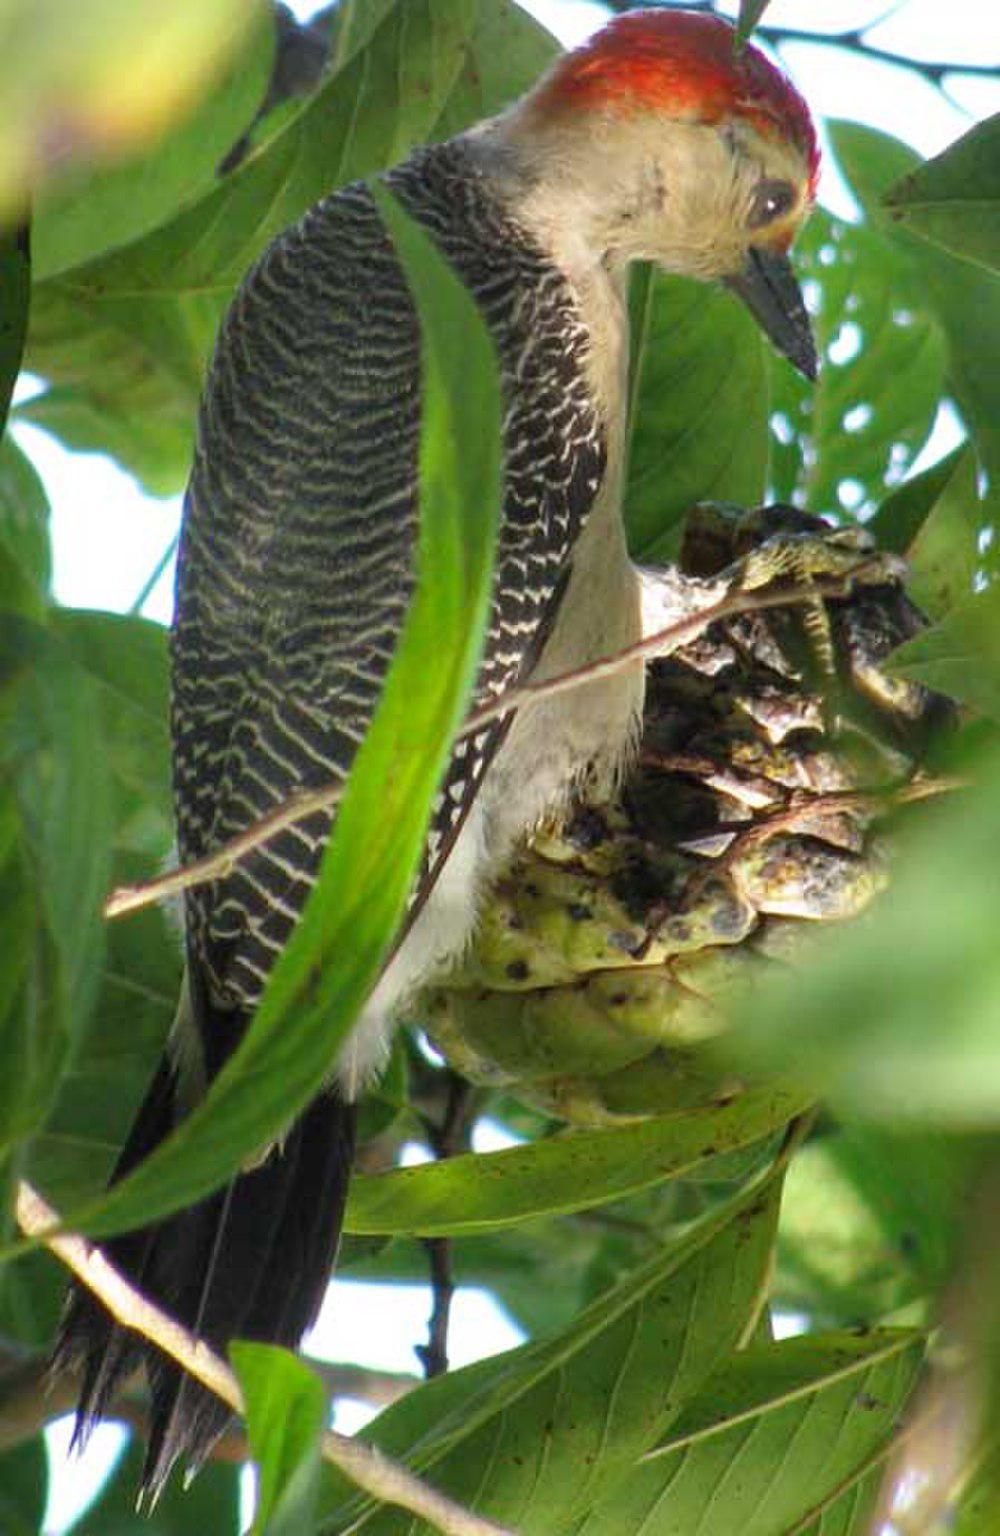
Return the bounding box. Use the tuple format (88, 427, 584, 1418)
(749, 179, 797, 228)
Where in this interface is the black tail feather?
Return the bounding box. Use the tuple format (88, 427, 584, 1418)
(56, 1048, 356, 1503)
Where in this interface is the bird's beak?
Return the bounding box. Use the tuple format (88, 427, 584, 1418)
(725, 247, 818, 382)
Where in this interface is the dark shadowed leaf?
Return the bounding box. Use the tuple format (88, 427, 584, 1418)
(61, 187, 502, 1240)
(322, 1179, 782, 1535)
(0, 437, 51, 601)
(0, 621, 113, 1150)
(0, 223, 29, 430)
(0, 1435, 48, 1535)
(232, 1343, 325, 1536)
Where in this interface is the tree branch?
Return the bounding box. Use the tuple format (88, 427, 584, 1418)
(14, 1181, 511, 1536)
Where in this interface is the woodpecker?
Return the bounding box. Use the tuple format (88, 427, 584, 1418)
(58, 9, 819, 1496)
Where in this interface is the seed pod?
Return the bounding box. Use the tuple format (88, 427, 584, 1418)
(419, 503, 951, 1125)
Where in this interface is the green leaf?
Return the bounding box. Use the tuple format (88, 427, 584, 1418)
(777, 1127, 976, 1324)
(575, 1330, 924, 1536)
(884, 113, 1000, 277)
(869, 442, 965, 553)
(0, 1435, 48, 1535)
(62, 184, 502, 1240)
(321, 1178, 783, 1534)
(232, 1343, 325, 1536)
(27, 899, 179, 1208)
(0, 621, 114, 1149)
(65, 1432, 241, 1534)
(888, 584, 1000, 721)
(0, 223, 29, 431)
(830, 119, 1000, 525)
(345, 1082, 809, 1236)
(768, 207, 946, 521)
(736, 0, 773, 46)
(30, 8, 274, 280)
(22, 0, 548, 494)
(52, 609, 172, 851)
(626, 267, 768, 560)
(0, 0, 260, 216)
(728, 741, 1000, 1124)
(895, 445, 982, 618)
(0, 437, 51, 602)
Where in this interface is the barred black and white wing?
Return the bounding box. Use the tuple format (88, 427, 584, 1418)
(175, 143, 606, 1014)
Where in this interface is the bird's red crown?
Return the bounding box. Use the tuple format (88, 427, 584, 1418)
(534, 9, 819, 194)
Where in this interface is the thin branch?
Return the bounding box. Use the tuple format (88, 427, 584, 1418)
(417, 1074, 475, 1379)
(606, 1, 1000, 81)
(15, 1181, 511, 1536)
(103, 566, 882, 923)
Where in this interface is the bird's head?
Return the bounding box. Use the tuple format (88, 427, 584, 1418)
(502, 8, 820, 380)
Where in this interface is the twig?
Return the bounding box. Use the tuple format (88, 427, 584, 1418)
(417, 1074, 475, 1379)
(103, 569, 877, 923)
(14, 1181, 512, 1536)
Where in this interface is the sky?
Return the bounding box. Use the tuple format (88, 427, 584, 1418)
(27, 1, 1000, 1529)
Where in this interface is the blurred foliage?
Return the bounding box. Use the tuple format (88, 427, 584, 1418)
(0, 1, 999, 1533)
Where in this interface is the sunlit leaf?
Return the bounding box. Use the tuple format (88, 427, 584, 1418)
(729, 743, 1000, 1124)
(777, 1126, 975, 1324)
(22, 0, 550, 494)
(233, 1343, 324, 1536)
(0, 0, 260, 215)
(30, 8, 274, 280)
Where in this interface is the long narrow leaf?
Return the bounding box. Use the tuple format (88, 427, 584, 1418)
(63, 187, 502, 1238)
(345, 1081, 809, 1236)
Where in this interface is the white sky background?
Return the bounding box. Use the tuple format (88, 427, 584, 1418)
(30, 1, 1000, 1529)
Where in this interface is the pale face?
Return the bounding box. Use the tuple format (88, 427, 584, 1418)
(595, 113, 814, 281)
